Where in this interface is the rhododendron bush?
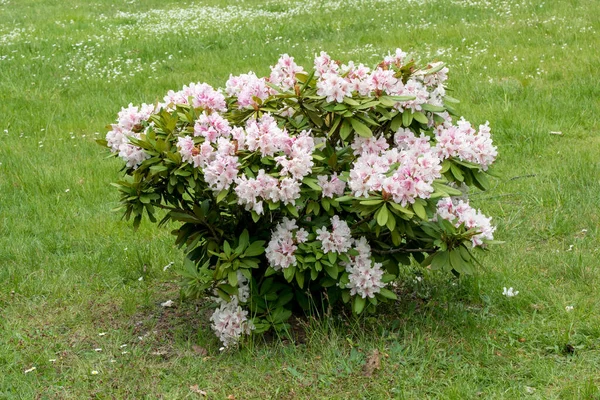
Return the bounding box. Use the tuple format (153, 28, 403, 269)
(99, 49, 499, 347)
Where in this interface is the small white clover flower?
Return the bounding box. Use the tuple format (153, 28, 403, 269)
(91, 370, 99, 375)
(502, 287, 519, 297)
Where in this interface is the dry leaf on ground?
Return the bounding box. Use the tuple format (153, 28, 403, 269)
(362, 349, 381, 377)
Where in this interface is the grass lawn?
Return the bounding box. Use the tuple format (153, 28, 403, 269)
(1, 0, 599, 398)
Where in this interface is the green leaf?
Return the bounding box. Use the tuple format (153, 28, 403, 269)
(223, 240, 231, 257)
(353, 296, 366, 314)
(430, 251, 450, 271)
(473, 171, 490, 191)
(215, 288, 231, 303)
(378, 288, 397, 300)
(343, 96, 360, 106)
(324, 263, 338, 279)
(424, 62, 445, 74)
(228, 270, 238, 286)
(449, 249, 472, 275)
(450, 163, 464, 182)
(303, 177, 322, 191)
(307, 110, 324, 127)
(421, 103, 446, 112)
(328, 115, 342, 137)
(350, 118, 372, 138)
(340, 119, 352, 140)
(389, 202, 414, 216)
(413, 112, 429, 124)
(412, 201, 427, 220)
(360, 199, 383, 206)
(376, 204, 389, 227)
(244, 241, 266, 257)
(402, 111, 413, 127)
(386, 213, 396, 231)
(341, 290, 351, 303)
(390, 114, 403, 132)
(283, 265, 296, 282)
(286, 202, 300, 217)
(295, 269, 305, 288)
(388, 95, 416, 102)
(236, 230, 250, 254)
(216, 189, 228, 203)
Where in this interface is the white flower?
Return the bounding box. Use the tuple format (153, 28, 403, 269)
(91, 370, 99, 375)
(565, 305, 574, 312)
(161, 300, 175, 308)
(502, 287, 519, 297)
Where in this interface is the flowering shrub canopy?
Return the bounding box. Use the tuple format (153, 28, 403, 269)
(100, 49, 499, 347)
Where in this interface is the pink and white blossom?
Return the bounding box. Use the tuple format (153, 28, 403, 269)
(435, 198, 496, 247)
(269, 54, 304, 91)
(316, 215, 353, 254)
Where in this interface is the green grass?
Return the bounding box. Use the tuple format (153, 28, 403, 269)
(1, 0, 599, 398)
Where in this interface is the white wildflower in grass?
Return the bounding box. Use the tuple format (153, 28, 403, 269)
(502, 287, 519, 297)
(91, 370, 99, 375)
(161, 300, 175, 308)
(565, 305, 574, 312)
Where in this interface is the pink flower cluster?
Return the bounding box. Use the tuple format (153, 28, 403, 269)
(435, 197, 496, 247)
(210, 296, 254, 347)
(269, 54, 304, 91)
(317, 173, 346, 198)
(312, 49, 436, 113)
(163, 82, 226, 112)
(233, 115, 314, 213)
(105, 103, 156, 168)
(343, 237, 385, 299)
(265, 218, 308, 270)
(348, 130, 442, 206)
(226, 72, 273, 109)
(194, 111, 232, 142)
(435, 118, 497, 170)
(176, 133, 239, 193)
(210, 272, 253, 347)
(316, 215, 353, 254)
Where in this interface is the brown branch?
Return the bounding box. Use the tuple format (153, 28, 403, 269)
(351, 216, 371, 229)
